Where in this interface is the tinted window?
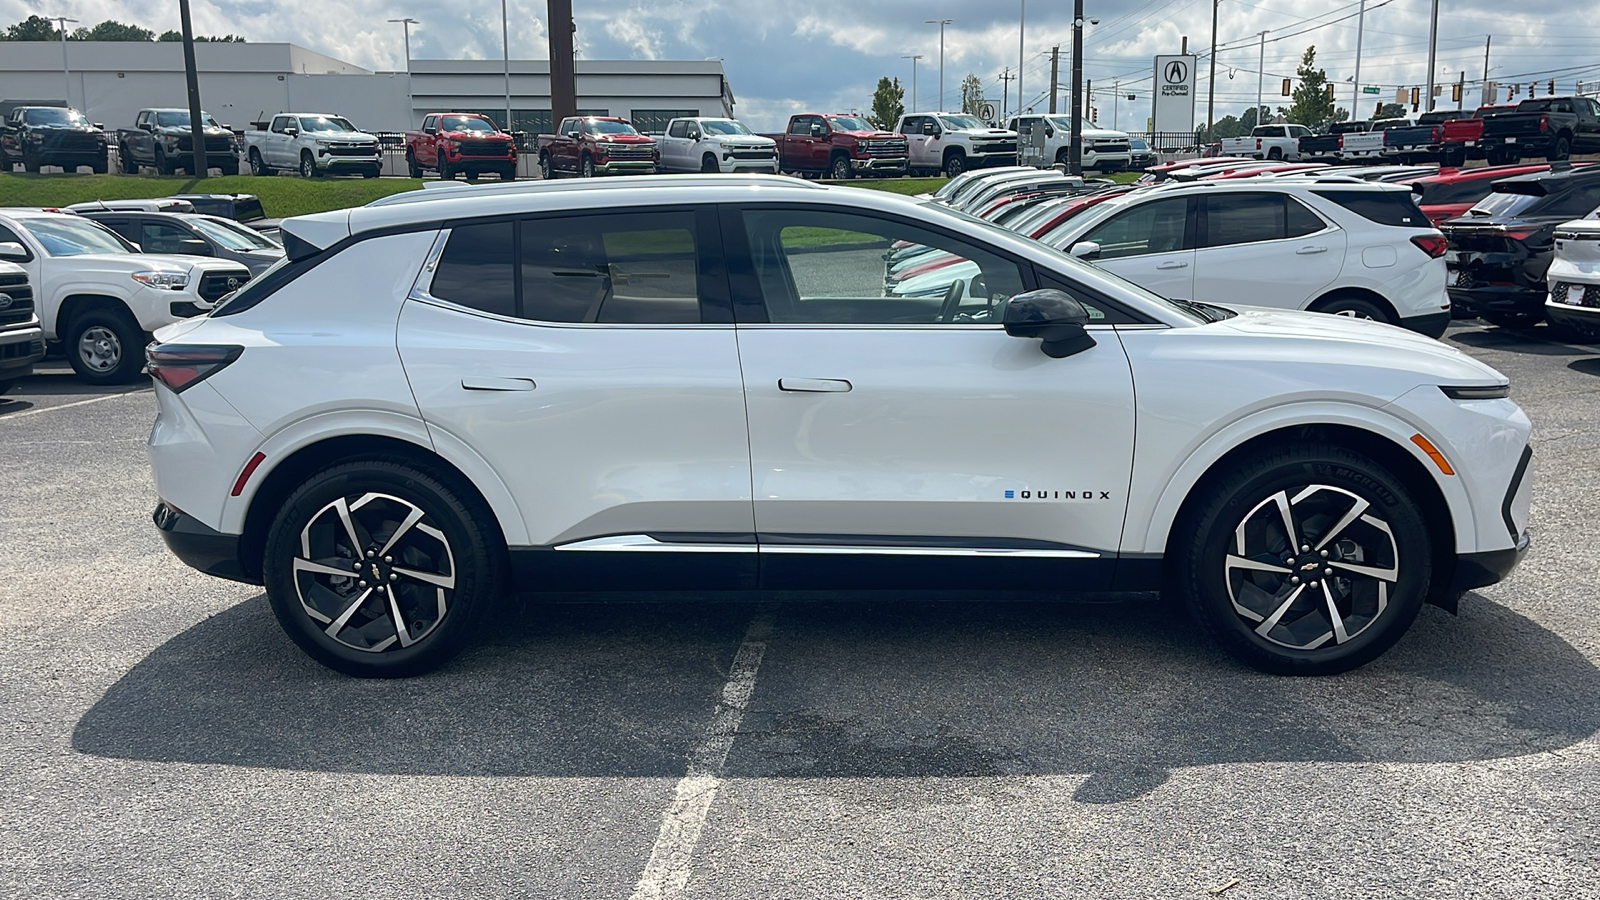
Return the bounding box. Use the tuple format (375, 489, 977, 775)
(1081, 197, 1191, 260)
(1286, 197, 1326, 237)
(140, 222, 201, 254)
(1204, 193, 1289, 247)
(1312, 189, 1427, 227)
(740, 208, 1025, 325)
(1527, 183, 1600, 219)
(667, 121, 688, 138)
(520, 212, 701, 324)
(432, 222, 517, 318)
(1414, 178, 1497, 207)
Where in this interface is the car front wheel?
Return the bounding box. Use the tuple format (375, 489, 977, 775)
(263, 459, 504, 677)
(1175, 442, 1432, 675)
(66, 309, 145, 384)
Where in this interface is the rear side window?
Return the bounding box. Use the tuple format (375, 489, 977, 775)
(1525, 183, 1600, 220)
(1312, 190, 1427, 227)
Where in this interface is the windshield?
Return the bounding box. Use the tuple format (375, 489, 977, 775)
(1129, 138, 1148, 149)
(188, 217, 282, 252)
(21, 216, 136, 256)
(155, 111, 220, 128)
(298, 115, 359, 133)
(439, 115, 497, 133)
(1469, 192, 1540, 219)
(23, 108, 89, 126)
(700, 119, 751, 136)
(938, 115, 988, 131)
(826, 116, 874, 132)
(587, 119, 639, 135)
(1047, 116, 1106, 132)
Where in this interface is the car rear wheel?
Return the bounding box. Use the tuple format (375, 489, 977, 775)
(1315, 294, 1395, 325)
(1175, 443, 1432, 675)
(263, 459, 504, 678)
(1551, 135, 1572, 161)
(1267, 147, 1283, 160)
(65, 309, 145, 385)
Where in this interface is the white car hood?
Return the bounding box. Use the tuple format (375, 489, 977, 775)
(305, 129, 379, 142)
(1208, 306, 1504, 384)
(52, 253, 195, 276)
(711, 135, 776, 147)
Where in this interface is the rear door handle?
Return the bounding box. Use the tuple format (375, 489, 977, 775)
(1155, 260, 1189, 270)
(1296, 246, 1329, 255)
(778, 377, 852, 393)
(461, 376, 536, 392)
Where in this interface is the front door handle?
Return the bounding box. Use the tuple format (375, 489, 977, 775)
(1296, 246, 1329, 255)
(778, 377, 852, 393)
(1155, 260, 1189, 270)
(461, 376, 536, 392)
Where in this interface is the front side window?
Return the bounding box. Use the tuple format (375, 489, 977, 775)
(1080, 197, 1191, 260)
(140, 222, 201, 254)
(0, 224, 35, 261)
(789, 117, 816, 136)
(667, 121, 688, 138)
(739, 208, 1025, 325)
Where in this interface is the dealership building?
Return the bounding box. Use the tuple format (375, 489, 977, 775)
(0, 41, 736, 134)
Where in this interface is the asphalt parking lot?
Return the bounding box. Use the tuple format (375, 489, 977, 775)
(2, 320, 1597, 899)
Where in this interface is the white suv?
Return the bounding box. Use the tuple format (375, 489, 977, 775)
(147, 176, 1531, 678)
(1043, 178, 1454, 337)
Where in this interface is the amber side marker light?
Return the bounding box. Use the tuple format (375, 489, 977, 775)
(1410, 434, 1455, 476)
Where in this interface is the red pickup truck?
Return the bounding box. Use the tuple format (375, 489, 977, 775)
(1437, 105, 1517, 166)
(535, 116, 659, 178)
(405, 112, 518, 181)
(759, 114, 909, 180)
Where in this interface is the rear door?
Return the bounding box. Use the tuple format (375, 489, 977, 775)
(1074, 195, 1197, 301)
(1190, 190, 1344, 309)
(396, 206, 756, 588)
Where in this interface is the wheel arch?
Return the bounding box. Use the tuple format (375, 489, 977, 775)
(229, 427, 527, 584)
(1308, 287, 1400, 324)
(54, 292, 137, 338)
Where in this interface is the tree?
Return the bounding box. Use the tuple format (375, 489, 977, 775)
(159, 31, 245, 42)
(71, 20, 155, 41)
(2, 15, 62, 40)
(959, 74, 985, 117)
(1376, 102, 1405, 119)
(868, 77, 905, 131)
(1280, 46, 1335, 128)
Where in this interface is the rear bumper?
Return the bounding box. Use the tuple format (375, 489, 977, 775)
(1448, 284, 1546, 315)
(1398, 310, 1452, 339)
(152, 501, 257, 585)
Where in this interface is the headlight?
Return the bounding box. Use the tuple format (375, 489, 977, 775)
(315, 139, 331, 147)
(132, 271, 190, 290)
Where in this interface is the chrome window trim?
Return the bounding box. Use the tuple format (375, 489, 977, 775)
(760, 545, 1100, 558)
(555, 535, 756, 553)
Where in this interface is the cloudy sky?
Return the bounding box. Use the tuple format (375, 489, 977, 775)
(1, 0, 1591, 132)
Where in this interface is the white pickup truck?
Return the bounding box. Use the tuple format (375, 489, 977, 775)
(896, 112, 1019, 177)
(1008, 114, 1131, 171)
(1219, 123, 1314, 160)
(0, 261, 44, 394)
(656, 117, 779, 173)
(244, 113, 383, 179)
(0, 209, 253, 384)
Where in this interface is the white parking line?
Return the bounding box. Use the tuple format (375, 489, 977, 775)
(0, 389, 148, 423)
(630, 611, 775, 900)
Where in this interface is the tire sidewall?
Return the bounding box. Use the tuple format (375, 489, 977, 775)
(262, 461, 501, 677)
(1319, 296, 1391, 324)
(66, 310, 144, 384)
(1183, 447, 1431, 675)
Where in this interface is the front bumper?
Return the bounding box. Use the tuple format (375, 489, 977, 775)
(1546, 297, 1600, 335)
(595, 159, 658, 174)
(153, 501, 256, 585)
(1398, 310, 1452, 339)
(317, 154, 383, 170)
(1452, 531, 1530, 592)
(851, 156, 909, 172)
(0, 329, 45, 377)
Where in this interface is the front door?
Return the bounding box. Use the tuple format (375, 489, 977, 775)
(1075, 195, 1198, 301)
(396, 207, 756, 589)
(723, 204, 1137, 589)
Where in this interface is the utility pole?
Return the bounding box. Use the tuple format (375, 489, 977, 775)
(388, 18, 418, 122)
(1000, 67, 1015, 120)
(1207, 0, 1219, 141)
(51, 16, 77, 110)
(1018, 0, 1026, 116)
(500, 0, 512, 130)
(1113, 80, 1120, 130)
(902, 55, 923, 112)
(176, 0, 208, 177)
(1457, 71, 1465, 110)
(1352, 0, 1365, 120)
(1069, 0, 1085, 175)
(1481, 34, 1492, 104)
(1256, 30, 1267, 129)
(1048, 45, 1060, 114)
(1424, 0, 1439, 111)
(548, 0, 577, 125)
(926, 19, 953, 111)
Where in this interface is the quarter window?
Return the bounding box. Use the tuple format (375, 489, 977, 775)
(1081, 197, 1191, 260)
(431, 222, 517, 318)
(739, 208, 1025, 325)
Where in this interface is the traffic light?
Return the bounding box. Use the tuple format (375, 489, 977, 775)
(1326, 84, 1335, 101)
(1282, 78, 1291, 96)
(1410, 86, 1420, 107)
(1452, 83, 1463, 102)
(1531, 82, 1538, 98)
(1549, 80, 1556, 95)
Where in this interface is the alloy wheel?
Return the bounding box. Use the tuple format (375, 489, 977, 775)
(1223, 484, 1400, 651)
(291, 492, 457, 653)
(77, 325, 122, 373)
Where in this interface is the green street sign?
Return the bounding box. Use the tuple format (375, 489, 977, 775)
(1362, 86, 1381, 94)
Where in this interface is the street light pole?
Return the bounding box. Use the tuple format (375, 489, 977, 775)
(1255, 30, 1267, 129)
(500, 0, 512, 130)
(1352, 0, 1365, 119)
(1018, 0, 1025, 116)
(1423, 0, 1439, 111)
(1207, 0, 1219, 141)
(1069, 0, 1085, 175)
(926, 19, 952, 111)
(51, 16, 77, 110)
(388, 18, 418, 122)
(901, 55, 923, 112)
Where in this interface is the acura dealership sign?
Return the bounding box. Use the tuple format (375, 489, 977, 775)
(1152, 54, 1197, 134)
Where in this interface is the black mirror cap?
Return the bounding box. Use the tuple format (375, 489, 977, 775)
(1003, 289, 1096, 358)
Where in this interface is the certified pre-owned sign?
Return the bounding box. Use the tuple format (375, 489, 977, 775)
(1152, 53, 1197, 134)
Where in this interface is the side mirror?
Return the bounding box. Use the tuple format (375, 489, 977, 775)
(0, 241, 27, 261)
(923, 122, 939, 135)
(1002, 289, 1096, 359)
(92, 122, 103, 130)
(284, 126, 298, 136)
(176, 238, 213, 256)
(141, 123, 154, 132)
(568, 130, 581, 139)
(1069, 241, 1101, 260)
(810, 123, 825, 138)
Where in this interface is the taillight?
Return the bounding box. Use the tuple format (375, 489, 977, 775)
(1540, 115, 1549, 133)
(1411, 234, 1449, 258)
(1500, 229, 1538, 240)
(1256, 138, 1262, 150)
(146, 344, 243, 393)
(1337, 135, 1345, 148)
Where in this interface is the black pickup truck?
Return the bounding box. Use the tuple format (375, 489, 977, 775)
(1380, 111, 1471, 163)
(1298, 121, 1369, 161)
(1478, 96, 1600, 165)
(0, 106, 108, 173)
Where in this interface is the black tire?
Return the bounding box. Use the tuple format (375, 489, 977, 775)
(154, 147, 173, 176)
(439, 154, 454, 180)
(119, 146, 137, 174)
(1056, 148, 1070, 167)
(407, 150, 423, 179)
(1482, 310, 1545, 329)
(23, 153, 40, 174)
(1267, 147, 1283, 160)
(1551, 135, 1571, 161)
(249, 148, 267, 176)
(0, 378, 18, 396)
(829, 154, 852, 180)
(539, 152, 554, 180)
(1175, 442, 1432, 675)
(0, 143, 10, 172)
(580, 153, 595, 178)
(943, 151, 966, 178)
(91, 157, 108, 174)
(1315, 293, 1395, 325)
(220, 159, 239, 176)
(262, 458, 504, 677)
(65, 308, 145, 384)
(701, 153, 719, 173)
(1439, 144, 1466, 168)
(497, 165, 516, 181)
(299, 151, 317, 179)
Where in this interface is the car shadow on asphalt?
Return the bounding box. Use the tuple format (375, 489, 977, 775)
(1448, 326, 1595, 356)
(73, 591, 1600, 804)
(1569, 357, 1600, 377)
